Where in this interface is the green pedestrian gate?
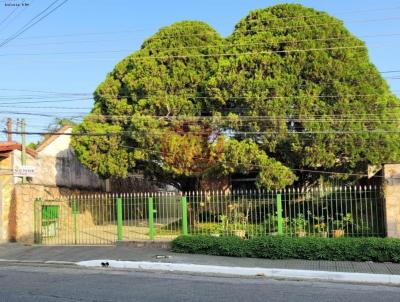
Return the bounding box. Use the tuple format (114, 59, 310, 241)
(34, 193, 187, 245)
(34, 186, 385, 245)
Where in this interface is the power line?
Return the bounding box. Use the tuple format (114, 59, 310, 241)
(4, 112, 400, 123)
(5, 127, 400, 137)
(4, 31, 399, 49)
(0, 105, 92, 110)
(0, 7, 18, 27)
(0, 0, 69, 48)
(0, 1, 32, 34)
(0, 88, 87, 94)
(2, 32, 400, 57)
(108, 44, 398, 61)
(9, 14, 400, 41)
(0, 92, 397, 105)
(4, 109, 400, 121)
(119, 144, 392, 179)
(5, 43, 399, 63)
(0, 98, 93, 105)
(1, 80, 399, 104)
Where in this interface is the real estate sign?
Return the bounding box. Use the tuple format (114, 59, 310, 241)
(13, 166, 36, 177)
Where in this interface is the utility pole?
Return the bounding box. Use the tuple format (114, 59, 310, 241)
(6, 118, 12, 142)
(20, 119, 27, 184)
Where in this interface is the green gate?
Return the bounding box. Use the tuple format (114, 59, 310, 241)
(33, 193, 187, 245)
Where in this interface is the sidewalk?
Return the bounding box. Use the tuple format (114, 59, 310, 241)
(1, 242, 400, 276)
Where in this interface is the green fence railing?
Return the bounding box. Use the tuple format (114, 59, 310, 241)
(33, 186, 385, 245)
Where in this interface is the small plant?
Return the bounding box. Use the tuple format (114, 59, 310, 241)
(292, 214, 308, 237)
(333, 213, 353, 230)
(219, 215, 229, 235)
(264, 213, 278, 233)
(263, 214, 289, 235)
(225, 203, 249, 238)
(313, 215, 328, 237)
(333, 213, 353, 237)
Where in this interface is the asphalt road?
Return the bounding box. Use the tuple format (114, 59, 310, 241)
(0, 264, 400, 302)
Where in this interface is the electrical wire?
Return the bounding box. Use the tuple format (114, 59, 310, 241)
(3, 32, 400, 57)
(9, 14, 400, 41)
(119, 144, 395, 179)
(0, 7, 18, 27)
(0, 0, 69, 48)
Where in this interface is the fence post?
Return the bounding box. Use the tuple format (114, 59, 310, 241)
(33, 199, 40, 244)
(148, 197, 155, 240)
(116, 197, 123, 241)
(181, 196, 188, 235)
(72, 200, 78, 244)
(276, 193, 283, 235)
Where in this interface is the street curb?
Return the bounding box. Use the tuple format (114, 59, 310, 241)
(77, 260, 400, 285)
(0, 259, 77, 266)
(116, 240, 171, 249)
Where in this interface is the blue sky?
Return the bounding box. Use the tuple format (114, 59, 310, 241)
(0, 0, 399, 143)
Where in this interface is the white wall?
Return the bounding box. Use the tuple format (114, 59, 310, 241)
(12, 131, 106, 190)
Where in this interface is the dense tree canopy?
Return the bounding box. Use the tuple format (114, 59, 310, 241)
(71, 4, 400, 190)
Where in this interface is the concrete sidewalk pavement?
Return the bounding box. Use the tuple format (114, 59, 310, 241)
(1, 242, 400, 276)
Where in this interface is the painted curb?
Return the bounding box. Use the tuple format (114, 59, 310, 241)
(77, 260, 400, 285)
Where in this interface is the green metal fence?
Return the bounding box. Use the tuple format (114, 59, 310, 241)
(33, 186, 385, 245)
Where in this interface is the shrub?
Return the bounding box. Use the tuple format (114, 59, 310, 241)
(171, 235, 247, 256)
(171, 235, 400, 263)
(191, 222, 264, 238)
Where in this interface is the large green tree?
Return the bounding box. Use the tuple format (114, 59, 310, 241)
(72, 4, 400, 190)
(206, 4, 400, 184)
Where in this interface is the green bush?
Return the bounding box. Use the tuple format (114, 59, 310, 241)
(171, 235, 400, 263)
(192, 222, 264, 238)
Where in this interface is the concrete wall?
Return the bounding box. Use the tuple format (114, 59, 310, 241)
(10, 184, 92, 244)
(0, 156, 13, 242)
(383, 164, 400, 237)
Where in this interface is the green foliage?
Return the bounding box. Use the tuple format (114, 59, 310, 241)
(171, 235, 400, 262)
(193, 222, 264, 237)
(220, 139, 296, 188)
(193, 222, 226, 235)
(171, 235, 247, 256)
(31, 118, 77, 149)
(47, 118, 76, 132)
(27, 142, 39, 150)
(72, 4, 400, 189)
(207, 4, 400, 181)
(333, 213, 354, 230)
(71, 120, 134, 178)
(189, 209, 374, 238)
(291, 214, 309, 233)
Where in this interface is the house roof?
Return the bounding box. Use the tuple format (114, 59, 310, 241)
(35, 125, 73, 153)
(0, 141, 36, 158)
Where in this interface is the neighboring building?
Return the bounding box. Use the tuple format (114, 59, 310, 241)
(0, 128, 106, 241)
(0, 124, 176, 242)
(31, 126, 106, 190)
(0, 126, 106, 190)
(0, 141, 36, 242)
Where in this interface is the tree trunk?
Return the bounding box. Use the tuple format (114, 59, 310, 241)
(186, 175, 230, 227)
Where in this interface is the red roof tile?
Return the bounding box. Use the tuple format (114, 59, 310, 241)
(0, 141, 36, 157)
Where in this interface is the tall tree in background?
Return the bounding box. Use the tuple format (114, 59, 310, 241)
(206, 4, 400, 184)
(71, 4, 400, 190)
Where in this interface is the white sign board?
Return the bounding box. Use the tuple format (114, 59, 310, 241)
(13, 166, 36, 177)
